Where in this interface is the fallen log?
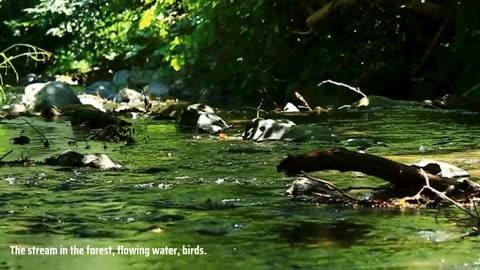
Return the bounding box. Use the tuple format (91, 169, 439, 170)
(277, 148, 480, 194)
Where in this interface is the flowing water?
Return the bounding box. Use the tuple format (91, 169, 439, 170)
(0, 109, 479, 269)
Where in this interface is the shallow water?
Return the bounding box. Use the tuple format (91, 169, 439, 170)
(0, 109, 480, 269)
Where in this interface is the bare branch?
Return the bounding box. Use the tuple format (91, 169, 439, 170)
(317, 79, 367, 98)
(301, 171, 361, 202)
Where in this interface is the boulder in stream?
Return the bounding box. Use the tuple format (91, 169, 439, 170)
(45, 150, 124, 170)
(243, 118, 338, 142)
(33, 81, 81, 114)
(176, 103, 229, 134)
(412, 159, 469, 179)
(21, 82, 48, 109)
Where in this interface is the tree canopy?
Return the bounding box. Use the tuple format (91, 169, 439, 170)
(1, 0, 479, 104)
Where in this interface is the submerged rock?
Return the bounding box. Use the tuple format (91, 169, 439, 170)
(33, 82, 81, 114)
(344, 138, 388, 150)
(243, 118, 337, 142)
(176, 103, 229, 134)
(45, 150, 124, 170)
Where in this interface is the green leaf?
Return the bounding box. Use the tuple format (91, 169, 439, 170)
(170, 57, 184, 71)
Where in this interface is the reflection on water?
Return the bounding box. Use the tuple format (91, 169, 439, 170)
(273, 221, 371, 247)
(0, 109, 479, 269)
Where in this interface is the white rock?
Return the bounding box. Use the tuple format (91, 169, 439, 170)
(413, 159, 469, 178)
(77, 93, 107, 112)
(283, 102, 300, 112)
(82, 153, 124, 170)
(22, 82, 48, 109)
(114, 88, 145, 103)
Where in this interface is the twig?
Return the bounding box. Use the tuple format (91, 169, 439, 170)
(418, 169, 479, 220)
(0, 150, 13, 161)
(295, 92, 312, 111)
(20, 118, 50, 148)
(300, 171, 361, 202)
(292, 29, 313, 35)
(317, 79, 367, 98)
(256, 98, 264, 119)
(462, 83, 480, 97)
(242, 106, 267, 113)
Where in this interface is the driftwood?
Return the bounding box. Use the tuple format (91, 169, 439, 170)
(277, 148, 480, 195)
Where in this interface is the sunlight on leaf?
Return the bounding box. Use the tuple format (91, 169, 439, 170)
(139, 7, 155, 30)
(170, 57, 184, 71)
(159, 28, 168, 38)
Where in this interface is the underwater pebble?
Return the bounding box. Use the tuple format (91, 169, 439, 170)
(134, 182, 172, 189)
(157, 183, 172, 189)
(126, 217, 135, 223)
(4, 177, 16, 184)
(150, 227, 165, 233)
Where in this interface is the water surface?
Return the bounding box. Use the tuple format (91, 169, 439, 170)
(0, 109, 479, 269)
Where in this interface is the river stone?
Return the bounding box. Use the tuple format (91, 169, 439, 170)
(22, 73, 38, 86)
(45, 150, 124, 170)
(33, 81, 81, 113)
(243, 118, 296, 142)
(114, 88, 145, 103)
(146, 82, 169, 98)
(412, 159, 469, 179)
(77, 93, 107, 112)
(129, 69, 157, 86)
(283, 102, 300, 112)
(243, 118, 338, 142)
(176, 103, 229, 134)
(85, 81, 116, 100)
(22, 82, 48, 109)
(112, 69, 130, 88)
(82, 153, 124, 170)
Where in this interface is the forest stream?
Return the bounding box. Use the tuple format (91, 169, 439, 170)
(0, 108, 479, 270)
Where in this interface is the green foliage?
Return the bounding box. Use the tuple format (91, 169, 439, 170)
(0, 44, 51, 104)
(2, 0, 479, 103)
